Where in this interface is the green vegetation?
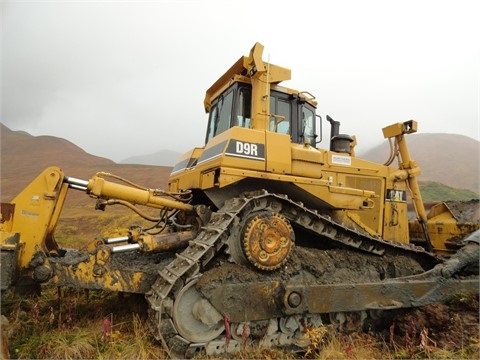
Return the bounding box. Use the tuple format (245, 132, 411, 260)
(419, 181, 479, 202)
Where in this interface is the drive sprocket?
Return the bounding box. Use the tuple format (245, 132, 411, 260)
(242, 211, 294, 270)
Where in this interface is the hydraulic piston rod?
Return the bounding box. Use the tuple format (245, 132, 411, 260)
(64, 174, 194, 213)
(87, 176, 194, 212)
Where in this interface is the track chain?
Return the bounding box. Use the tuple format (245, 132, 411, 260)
(145, 190, 439, 357)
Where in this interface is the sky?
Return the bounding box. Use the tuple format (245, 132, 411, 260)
(1, 0, 479, 162)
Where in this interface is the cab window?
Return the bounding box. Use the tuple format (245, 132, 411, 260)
(301, 106, 315, 146)
(236, 87, 251, 128)
(205, 89, 234, 142)
(269, 97, 291, 135)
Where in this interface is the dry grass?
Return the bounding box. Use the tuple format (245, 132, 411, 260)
(2, 286, 478, 360)
(1, 287, 167, 359)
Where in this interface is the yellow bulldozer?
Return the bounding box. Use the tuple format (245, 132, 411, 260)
(1, 42, 479, 358)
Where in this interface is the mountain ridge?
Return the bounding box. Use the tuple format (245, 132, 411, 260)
(0, 123, 172, 203)
(358, 132, 479, 193)
(119, 149, 181, 167)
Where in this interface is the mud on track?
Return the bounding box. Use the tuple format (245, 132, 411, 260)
(198, 246, 425, 289)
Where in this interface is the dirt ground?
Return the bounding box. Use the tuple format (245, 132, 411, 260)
(444, 199, 480, 223)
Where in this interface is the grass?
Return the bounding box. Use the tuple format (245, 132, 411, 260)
(418, 181, 479, 202)
(1, 286, 478, 359)
(54, 206, 155, 248)
(1, 287, 167, 359)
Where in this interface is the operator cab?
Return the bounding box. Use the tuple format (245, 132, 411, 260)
(205, 83, 318, 147)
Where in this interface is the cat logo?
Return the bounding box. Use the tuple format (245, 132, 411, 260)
(386, 189, 406, 202)
(226, 140, 265, 161)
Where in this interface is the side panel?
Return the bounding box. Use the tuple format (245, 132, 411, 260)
(291, 144, 325, 178)
(220, 127, 266, 170)
(170, 147, 204, 177)
(170, 127, 266, 192)
(383, 188, 409, 243)
(344, 175, 385, 236)
(266, 131, 291, 174)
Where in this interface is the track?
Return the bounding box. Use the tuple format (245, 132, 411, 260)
(145, 190, 445, 358)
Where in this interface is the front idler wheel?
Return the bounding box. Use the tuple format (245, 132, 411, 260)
(172, 279, 225, 343)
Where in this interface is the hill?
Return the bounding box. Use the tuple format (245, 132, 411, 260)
(120, 149, 181, 167)
(0, 123, 171, 203)
(358, 133, 479, 194)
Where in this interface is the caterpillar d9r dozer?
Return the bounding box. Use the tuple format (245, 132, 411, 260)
(1, 42, 479, 358)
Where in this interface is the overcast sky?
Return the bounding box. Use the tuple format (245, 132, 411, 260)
(2, 0, 479, 162)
